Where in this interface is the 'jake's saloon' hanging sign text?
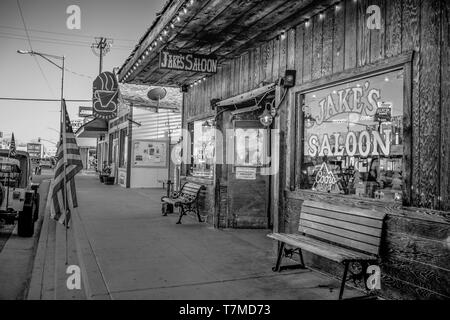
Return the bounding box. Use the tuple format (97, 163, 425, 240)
(159, 50, 218, 73)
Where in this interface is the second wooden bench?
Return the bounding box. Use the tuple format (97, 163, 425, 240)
(267, 200, 386, 299)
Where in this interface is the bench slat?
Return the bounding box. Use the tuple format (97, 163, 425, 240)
(303, 200, 386, 220)
(299, 227, 380, 255)
(299, 220, 381, 246)
(267, 233, 377, 262)
(301, 212, 382, 238)
(301, 206, 384, 229)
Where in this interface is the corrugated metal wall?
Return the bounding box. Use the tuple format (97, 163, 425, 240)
(132, 108, 181, 143)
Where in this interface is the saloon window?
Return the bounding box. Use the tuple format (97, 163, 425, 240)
(300, 69, 404, 202)
(188, 119, 215, 178)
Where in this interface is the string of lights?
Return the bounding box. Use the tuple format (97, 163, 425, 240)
(184, 0, 348, 89)
(121, 0, 195, 83)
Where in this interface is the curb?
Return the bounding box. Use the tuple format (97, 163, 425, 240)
(72, 206, 112, 300)
(26, 180, 53, 300)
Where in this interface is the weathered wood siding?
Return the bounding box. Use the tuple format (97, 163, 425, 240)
(181, 0, 450, 299)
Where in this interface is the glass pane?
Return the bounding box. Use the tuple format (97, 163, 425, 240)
(235, 128, 267, 167)
(190, 119, 215, 178)
(301, 70, 404, 202)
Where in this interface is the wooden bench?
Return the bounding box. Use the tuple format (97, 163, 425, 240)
(161, 182, 206, 224)
(267, 200, 386, 299)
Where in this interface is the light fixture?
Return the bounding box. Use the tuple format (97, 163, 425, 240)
(176, 15, 181, 22)
(319, 12, 325, 20)
(259, 107, 273, 127)
(170, 22, 175, 28)
(202, 77, 206, 81)
(188, 0, 194, 6)
(159, 35, 163, 41)
(280, 31, 286, 40)
(183, 7, 188, 14)
(305, 20, 311, 27)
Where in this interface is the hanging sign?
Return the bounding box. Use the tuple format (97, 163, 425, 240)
(92, 71, 119, 120)
(159, 50, 218, 74)
(79, 106, 93, 117)
(236, 167, 257, 180)
(375, 102, 392, 122)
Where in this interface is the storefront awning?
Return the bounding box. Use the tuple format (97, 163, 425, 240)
(75, 118, 108, 138)
(118, 0, 333, 87)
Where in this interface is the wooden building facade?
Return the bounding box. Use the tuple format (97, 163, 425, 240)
(118, 0, 450, 299)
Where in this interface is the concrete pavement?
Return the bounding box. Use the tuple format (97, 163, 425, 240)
(59, 175, 362, 300)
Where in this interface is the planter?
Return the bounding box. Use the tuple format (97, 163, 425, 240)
(99, 174, 109, 183)
(104, 176, 115, 185)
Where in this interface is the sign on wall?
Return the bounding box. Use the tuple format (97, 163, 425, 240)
(132, 140, 167, 167)
(159, 50, 218, 74)
(92, 71, 118, 120)
(236, 167, 257, 180)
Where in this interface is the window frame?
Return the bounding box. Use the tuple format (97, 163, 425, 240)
(187, 117, 216, 179)
(289, 52, 413, 206)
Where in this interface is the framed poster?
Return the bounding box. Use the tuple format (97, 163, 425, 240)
(132, 139, 168, 168)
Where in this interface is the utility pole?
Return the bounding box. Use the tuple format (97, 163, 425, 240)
(91, 37, 113, 74)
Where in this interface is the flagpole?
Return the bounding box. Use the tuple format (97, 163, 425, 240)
(60, 56, 69, 265)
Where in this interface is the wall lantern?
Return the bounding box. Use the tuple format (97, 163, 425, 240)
(259, 107, 273, 127)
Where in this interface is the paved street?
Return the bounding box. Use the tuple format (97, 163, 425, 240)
(31, 175, 362, 300)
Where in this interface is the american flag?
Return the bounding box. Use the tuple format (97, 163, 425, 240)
(50, 100, 83, 226)
(9, 133, 16, 157)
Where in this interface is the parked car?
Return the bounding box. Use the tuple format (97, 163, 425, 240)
(0, 150, 40, 237)
(39, 158, 53, 169)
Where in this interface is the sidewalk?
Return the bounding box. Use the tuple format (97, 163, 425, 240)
(59, 175, 365, 300)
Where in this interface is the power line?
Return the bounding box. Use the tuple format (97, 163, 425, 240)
(0, 97, 92, 102)
(16, 0, 55, 96)
(0, 25, 138, 43)
(0, 34, 133, 50)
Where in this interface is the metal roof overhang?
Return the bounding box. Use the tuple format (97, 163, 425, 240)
(118, 0, 333, 88)
(75, 118, 108, 138)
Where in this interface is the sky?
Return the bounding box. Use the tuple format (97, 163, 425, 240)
(0, 0, 166, 149)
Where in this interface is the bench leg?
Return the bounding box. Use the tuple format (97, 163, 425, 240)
(176, 206, 184, 224)
(272, 242, 285, 272)
(298, 248, 305, 267)
(195, 203, 203, 223)
(339, 261, 350, 300)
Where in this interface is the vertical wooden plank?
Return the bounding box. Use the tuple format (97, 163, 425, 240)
(244, 52, 250, 92)
(357, 0, 370, 67)
(240, 52, 249, 94)
(303, 20, 313, 82)
(385, 0, 403, 58)
(402, 0, 421, 206)
(265, 40, 274, 82)
(287, 28, 296, 71)
(369, 0, 386, 63)
(279, 31, 287, 77)
(322, 7, 334, 77)
(253, 46, 261, 88)
(260, 43, 267, 84)
(248, 50, 254, 92)
(272, 37, 280, 82)
(418, 0, 441, 209)
(312, 14, 323, 80)
(441, 0, 450, 210)
(333, 1, 345, 73)
(295, 23, 304, 85)
(235, 57, 241, 95)
(344, 0, 358, 70)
